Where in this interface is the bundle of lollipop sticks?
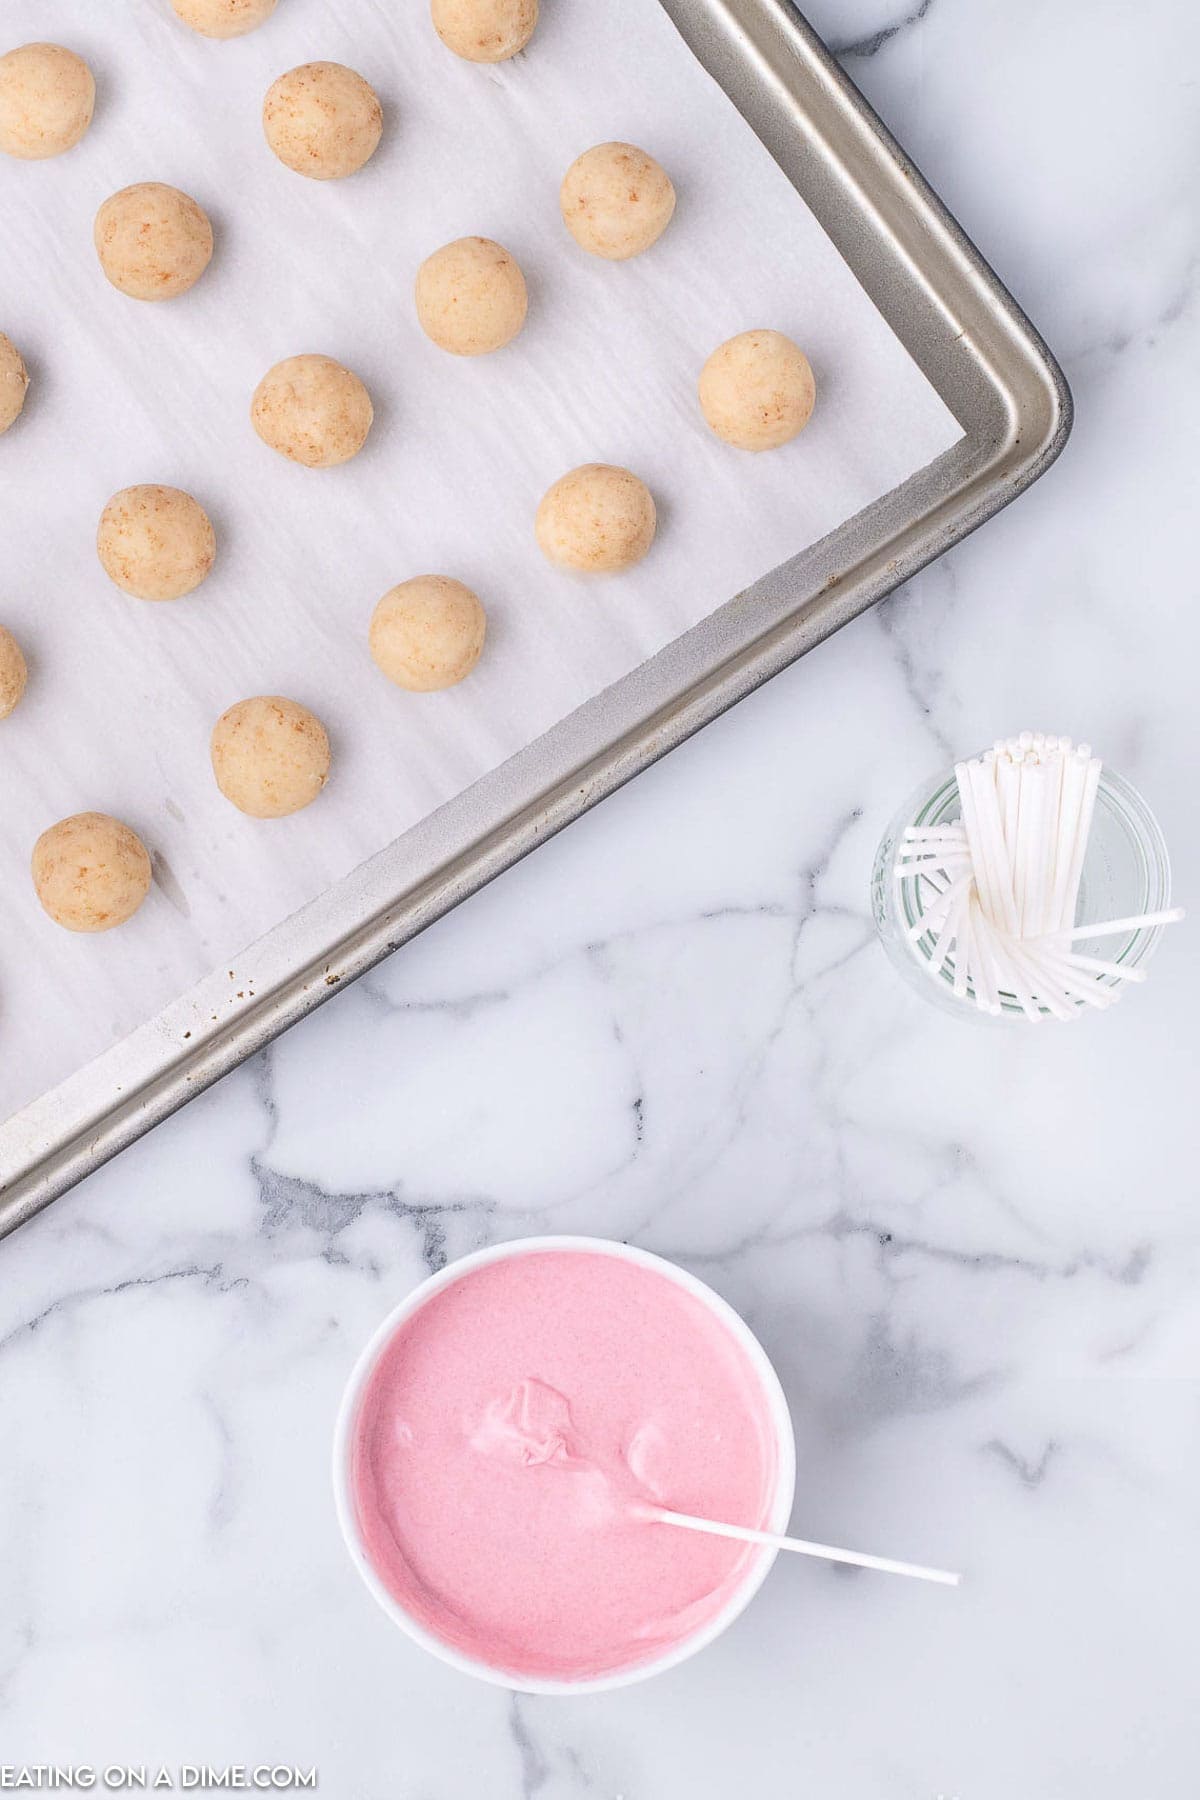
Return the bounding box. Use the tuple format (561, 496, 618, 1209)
(895, 735, 1184, 1019)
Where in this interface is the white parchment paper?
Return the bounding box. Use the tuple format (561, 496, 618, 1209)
(0, 0, 960, 1122)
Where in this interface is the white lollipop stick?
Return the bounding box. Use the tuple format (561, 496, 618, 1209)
(908, 873, 971, 941)
(968, 894, 1000, 1013)
(956, 763, 999, 927)
(1066, 953, 1146, 982)
(1063, 908, 1184, 941)
(973, 906, 1038, 1021)
(909, 866, 957, 911)
(998, 755, 1020, 873)
(1044, 765, 1071, 935)
(895, 866, 972, 887)
(900, 840, 968, 856)
(638, 1506, 961, 1588)
(1048, 749, 1088, 932)
(953, 890, 974, 1000)
(895, 850, 972, 868)
(970, 759, 1018, 933)
(926, 887, 966, 977)
(1004, 940, 1076, 1021)
(1015, 761, 1046, 935)
(1031, 950, 1119, 1011)
(1059, 757, 1101, 931)
(1024, 764, 1053, 936)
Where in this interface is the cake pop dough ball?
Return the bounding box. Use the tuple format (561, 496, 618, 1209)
(94, 184, 213, 301)
(0, 333, 29, 434)
(211, 696, 330, 818)
(431, 0, 538, 62)
(536, 464, 656, 574)
(370, 576, 487, 692)
(32, 813, 152, 933)
(560, 142, 676, 262)
(699, 329, 815, 452)
(263, 62, 382, 180)
(97, 485, 216, 601)
(172, 0, 278, 37)
(0, 625, 28, 718)
(0, 43, 94, 160)
(415, 237, 527, 357)
(251, 354, 373, 468)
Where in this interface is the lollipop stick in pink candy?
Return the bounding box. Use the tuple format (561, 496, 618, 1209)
(636, 1506, 961, 1587)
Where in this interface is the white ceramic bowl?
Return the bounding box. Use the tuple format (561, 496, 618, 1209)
(333, 1234, 797, 1694)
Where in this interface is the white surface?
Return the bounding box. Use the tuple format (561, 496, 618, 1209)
(2, 0, 1199, 1796)
(0, 0, 957, 1120)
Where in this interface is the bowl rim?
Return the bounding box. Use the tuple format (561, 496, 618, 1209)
(331, 1233, 797, 1694)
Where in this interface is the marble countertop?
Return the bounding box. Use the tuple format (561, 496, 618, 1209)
(2, 1, 1197, 1794)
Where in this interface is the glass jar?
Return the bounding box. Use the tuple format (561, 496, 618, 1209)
(870, 758, 1173, 1022)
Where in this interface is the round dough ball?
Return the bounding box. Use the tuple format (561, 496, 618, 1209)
(0, 624, 28, 718)
(32, 813, 152, 933)
(370, 576, 487, 692)
(431, 0, 538, 62)
(415, 236, 527, 357)
(211, 696, 330, 818)
(171, 0, 278, 37)
(97, 485, 216, 601)
(0, 332, 29, 435)
(94, 183, 214, 301)
(251, 354, 373, 468)
(560, 142, 676, 262)
(0, 43, 94, 160)
(263, 62, 382, 180)
(699, 329, 815, 452)
(536, 464, 656, 574)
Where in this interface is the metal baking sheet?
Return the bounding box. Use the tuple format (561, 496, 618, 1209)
(0, 0, 1071, 1234)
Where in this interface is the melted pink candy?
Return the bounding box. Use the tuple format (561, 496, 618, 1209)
(351, 1250, 779, 1681)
